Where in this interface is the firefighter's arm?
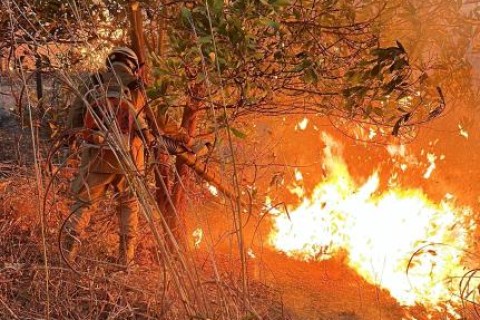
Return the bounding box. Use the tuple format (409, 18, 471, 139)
(158, 113, 193, 145)
(128, 77, 192, 149)
(135, 109, 156, 147)
(127, 77, 156, 131)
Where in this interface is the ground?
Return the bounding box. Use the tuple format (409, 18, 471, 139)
(1, 77, 480, 319)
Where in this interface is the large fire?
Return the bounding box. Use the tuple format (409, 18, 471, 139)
(268, 133, 476, 313)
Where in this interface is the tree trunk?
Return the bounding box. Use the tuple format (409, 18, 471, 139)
(127, 0, 170, 212)
(127, 1, 171, 238)
(127, 1, 147, 72)
(154, 153, 172, 214)
(142, 0, 180, 241)
(166, 83, 202, 248)
(127, 2, 206, 249)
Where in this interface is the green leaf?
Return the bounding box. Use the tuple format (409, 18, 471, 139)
(156, 78, 170, 95)
(147, 87, 161, 100)
(383, 76, 403, 95)
(253, 52, 264, 60)
(293, 9, 301, 19)
(153, 68, 169, 77)
(343, 99, 355, 111)
(211, 0, 224, 15)
(267, 20, 280, 29)
(304, 68, 318, 84)
(180, 7, 192, 25)
(199, 35, 212, 44)
(271, 0, 290, 8)
(373, 107, 383, 116)
(230, 127, 247, 139)
(258, 18, 279, 29)
(345, 70, 356, 80)
(342, 86, 365, 97)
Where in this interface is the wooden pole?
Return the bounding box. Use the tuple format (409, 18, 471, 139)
(127, 0, 153, 89)
(177, 153, 239, 202)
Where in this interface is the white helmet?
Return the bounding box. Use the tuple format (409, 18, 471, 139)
(107, 47, 140, 72)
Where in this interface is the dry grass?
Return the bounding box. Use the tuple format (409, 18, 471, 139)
(0, 167, 294, 319)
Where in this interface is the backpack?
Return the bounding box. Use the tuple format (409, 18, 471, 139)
(82, 73, 137, 144)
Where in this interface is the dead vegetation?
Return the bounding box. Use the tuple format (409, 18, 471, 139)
(0, 170, 293, 319)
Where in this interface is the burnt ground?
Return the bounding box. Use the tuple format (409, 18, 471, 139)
(1, 83, 480, 319)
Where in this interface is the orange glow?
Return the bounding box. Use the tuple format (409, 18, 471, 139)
(206, 183, 219, 196)
(423, 153, 437, 179)
(192, 228, 204, 248)
(458, 124, 469, 139)
(268, 133, 476, 311)
(296, 117, 309, 131)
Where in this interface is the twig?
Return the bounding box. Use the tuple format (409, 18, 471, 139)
(0, 296, 19, 320)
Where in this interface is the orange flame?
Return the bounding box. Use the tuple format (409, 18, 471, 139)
(268, 133, 476, 311)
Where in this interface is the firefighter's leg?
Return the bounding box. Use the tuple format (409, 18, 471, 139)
(114, 176, 139, 266)
(63, 171, 114, 263)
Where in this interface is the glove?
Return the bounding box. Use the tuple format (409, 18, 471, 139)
(191, 141, 213, 157)
(162, 135, 193, 154)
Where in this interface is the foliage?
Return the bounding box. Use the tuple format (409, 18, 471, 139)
(145, 0, 452, 140)
(2, 0, 477, 138)
(0, 0, 129, 71)
(0, 0, 127, 42)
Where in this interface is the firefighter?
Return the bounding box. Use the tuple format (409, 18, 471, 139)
(63, 47, 156, 267)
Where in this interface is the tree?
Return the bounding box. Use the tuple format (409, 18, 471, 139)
(137, 0, 452, 247)
(0, 0, 131, 72)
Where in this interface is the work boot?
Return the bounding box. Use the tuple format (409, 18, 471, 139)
(118, 235, 137, 267)
(62, 231, 81, 265)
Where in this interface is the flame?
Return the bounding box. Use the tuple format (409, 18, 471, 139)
(458, 124, 469, 139)
(192, 228, 204, 248)
(423, 153, 437, 179)
(206, 183, 219, 196)
(268, 133, 475, 311)
(296, 117, 309, 131)
(294, 168, 303, 181)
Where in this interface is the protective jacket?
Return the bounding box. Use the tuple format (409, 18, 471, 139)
(67, 62, 149, 174)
